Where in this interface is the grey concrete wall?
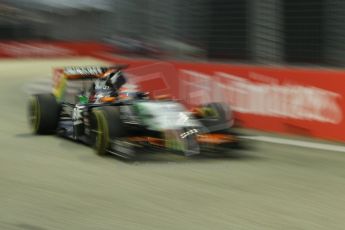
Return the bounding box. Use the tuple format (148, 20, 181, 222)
(324, 0, 345, 67)
(249, 0, 284, 63)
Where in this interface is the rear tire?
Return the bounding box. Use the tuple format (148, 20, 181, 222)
(28, 94, 60, 134)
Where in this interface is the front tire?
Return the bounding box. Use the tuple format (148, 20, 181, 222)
(199, 102, 232, 133)
(90, 106, 127, 156)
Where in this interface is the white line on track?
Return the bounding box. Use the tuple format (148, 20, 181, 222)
(242, 135, 345, 153)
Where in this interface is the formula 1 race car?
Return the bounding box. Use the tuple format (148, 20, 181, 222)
(28, 66, 241, 159)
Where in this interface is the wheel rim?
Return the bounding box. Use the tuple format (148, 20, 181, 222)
(29, 97, 40, 133)
(91, 110, 107, 155)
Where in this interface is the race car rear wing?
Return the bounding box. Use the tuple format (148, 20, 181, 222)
(63, 64, 129, 79)
(52, 64, 128, 101)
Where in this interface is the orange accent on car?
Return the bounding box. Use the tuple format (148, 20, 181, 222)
(100, 97, 116, 103)
(147, 137, 165, 146)
(127, 137, 148, 142)
(101, 69, 116, 78)
(191, 107, 204, 118)
(154, 94, 171, 100)
(197, 134, 235, 144)
(127, 136, 165, 146)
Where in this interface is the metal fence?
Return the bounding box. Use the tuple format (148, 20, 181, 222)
(0, 0, 344, 67)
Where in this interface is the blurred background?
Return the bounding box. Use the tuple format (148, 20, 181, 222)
(0, 0, 344, 66)
(1, 2, 345, 229)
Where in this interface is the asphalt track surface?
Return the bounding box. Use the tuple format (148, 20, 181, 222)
(0, 58, 345, 230)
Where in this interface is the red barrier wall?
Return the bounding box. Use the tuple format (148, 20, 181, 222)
(94, 53, 345, 142)
(1, 41, 343, 141)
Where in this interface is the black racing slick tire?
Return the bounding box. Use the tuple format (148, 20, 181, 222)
(204, 102, 231, 122)
(90, 106, 126, 156)
(199, 102, 232, 132)
(28, 94, 60, 134)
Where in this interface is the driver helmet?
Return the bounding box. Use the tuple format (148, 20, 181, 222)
(101, 69, 117, 81)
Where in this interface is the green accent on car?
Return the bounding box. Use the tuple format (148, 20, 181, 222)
(78, 95, 89, 104)
(202, 107, 219, 118)
(166, 138, 184, 151)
